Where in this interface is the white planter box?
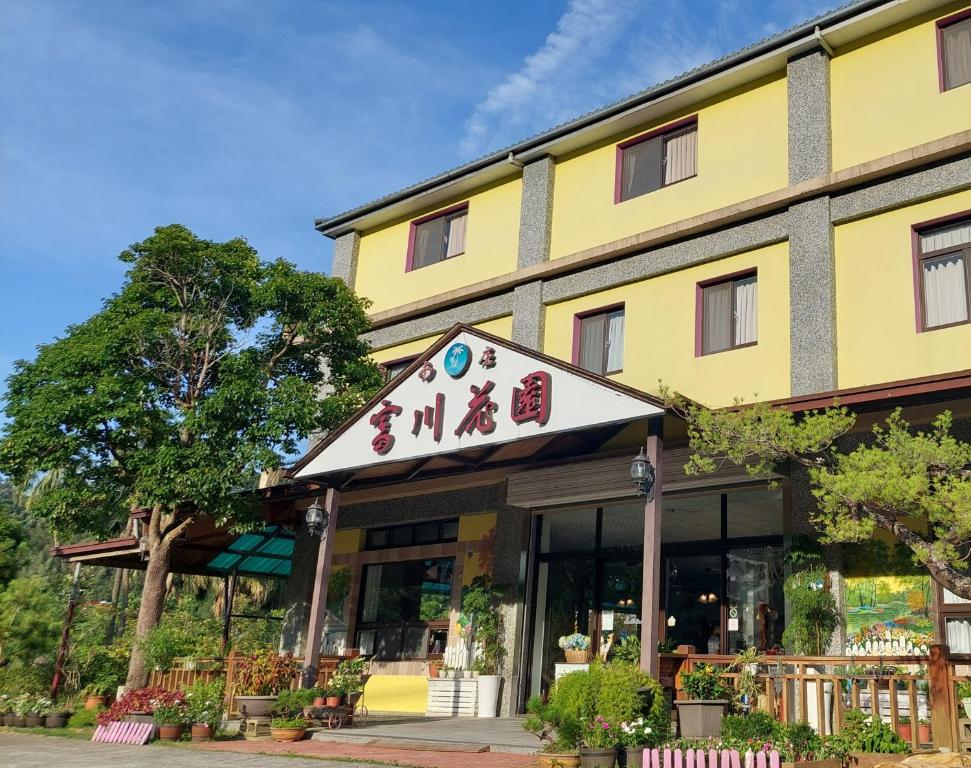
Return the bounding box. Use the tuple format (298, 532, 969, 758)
(426, 678, 478, 717)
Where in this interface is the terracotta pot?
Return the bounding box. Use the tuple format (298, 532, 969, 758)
(271, 726, 306, 742)
(428, 663, 441, 679)
(45, 713, 68, 728)
(565, 649, 592, 663)
(25, 715, 45, 727)
(191, 723, 212, 742)
(312, 696, 327, 707)
(84, 695, 107, 711)
(325, 696, 341, 707)
(898, 724, 912, 742)
(579, 747, 617, 768)
(158, 724, 183, 741)
(538, 754, 581, 768)
(918, 724, 931, 744)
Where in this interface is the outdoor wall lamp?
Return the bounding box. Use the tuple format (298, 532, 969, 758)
(305, 497, 328, 538)
(630, 447, 656, 500)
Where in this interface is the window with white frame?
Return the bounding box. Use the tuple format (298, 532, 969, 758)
(700, 273, 758, 355)
(918, 217, 971, 330)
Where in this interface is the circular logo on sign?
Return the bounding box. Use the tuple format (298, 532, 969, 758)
(443, 343, 472, 378)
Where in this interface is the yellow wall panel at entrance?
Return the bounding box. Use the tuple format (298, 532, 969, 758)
(370, 316, 513, 363)
(458, 512, 497, 542)
(334, 528, 364, 555)
(543, 243, 791, 407)
(831, 6, 971, 170)
(835, 190, 971, 389)
(549, 75, 787, 260)
(361, 675, 428, 714)
(355, 179, 522, 315)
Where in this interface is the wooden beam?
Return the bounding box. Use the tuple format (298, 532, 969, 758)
(639, 430, 663, 677)
(301, 488, 340, 688)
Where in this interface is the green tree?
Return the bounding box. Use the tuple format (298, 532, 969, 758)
(666, 391, 971, 599)
(0, 224, 382, 687)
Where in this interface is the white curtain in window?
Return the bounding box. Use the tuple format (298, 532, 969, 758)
(413, 226, 433, 268)
(923, 254, 968, 327)
(622, 150, 638, 200)
(733, 276, 758, 345)
(605, 312, 625, 372)
(943, 18, 971, 90)
(445, 212, 467, 258)
(945, 588, 971, 605)
(920, 221, 971, 252)
(361, 565, 383, 623)
(703, 282, 732, 353)
(948, 618, 971, 653)
(664, 128, 697, 185)
(579, 314, 606, 374)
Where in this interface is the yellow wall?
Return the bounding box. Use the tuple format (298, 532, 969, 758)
(361, 675, 428, 713)
(835, 190, 971, 388)
(355, 179, 522, 314)
(549, 75, 788, 260)
(459, 512, 497, 586)
(832, 6, 971, 170)
(334, 528, 364, 555)
(544, 242, 791, 406)
(370, 316, 513, 364)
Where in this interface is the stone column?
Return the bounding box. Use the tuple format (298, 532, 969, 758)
(512, 281, 545, 351)
(493, 506, 529, 716)
(279, 515, 320, 656)
(787, 48, 831, 185)
(331, 231, 361, 287)
(511, 156, 555, 352)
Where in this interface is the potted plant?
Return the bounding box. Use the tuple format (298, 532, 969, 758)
(270, 715, 307, 742)
(559, 633, 593, 664)
(26, 695, 51, 727)
(675, 663, 730, 737)
(43, 699, 72, 728)
(777, 720, 845, 768)
(83, 682, 113, 711)
(186, 677, 225, 742)
(896, 716, 911, 743)
(618, 718, 654, 768)
(8, 693, 30, 727)
(428, 660, 442, 678)
(153, 699, 187, 741)
(311, 687, 328, 707)
(580, 715, 619, 768)
(524, 694, 582, 768)
(917, 718, 931, 745)
(839, 710, 910, 768)
(461, 576, 508, 718)
(324, 679, 343, 708)
(234, 649, 298, 718)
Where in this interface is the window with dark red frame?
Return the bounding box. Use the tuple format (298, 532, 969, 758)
(408, 205, 468, 271)
(916, 216, 971, 331)
(939, 11, 971, 92)
(699, 273, 758, 356)
(616, 118, 697, 203)
(380, 356, 417, 383)
(576, 306, 625, 375)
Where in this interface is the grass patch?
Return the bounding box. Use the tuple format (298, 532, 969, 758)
(0, 725, 94, 740)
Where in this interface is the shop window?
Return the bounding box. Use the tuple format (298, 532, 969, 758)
(540, 507, 597, 553)
(407, 204, 468, 271)
(356, 557, 453, 659)
(726, 487, 784, 538)
(698, 272, 758, 355)
(364, 518, 459, 550)
(599, 500, 645, 551)
(574, 306, 624, 375)
(661, 492, 722, 543)
(916, 215, 971, 330)
(616, 118, 697, 202)
(938, 11, 971, 92)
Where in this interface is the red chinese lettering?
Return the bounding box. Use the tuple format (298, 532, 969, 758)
(479, 346, 497, 369)
(454, 380, 498, 437)
(412, 392, 446, 443)
(511, 371, 552, 426)
(369, 399, 402, 455)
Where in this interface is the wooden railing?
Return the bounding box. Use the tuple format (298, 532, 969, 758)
(147, 651, 345, 714)
(672, 646, 965, 750)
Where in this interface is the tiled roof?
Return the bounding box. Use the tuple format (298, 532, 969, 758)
(316, 0, 880, 231)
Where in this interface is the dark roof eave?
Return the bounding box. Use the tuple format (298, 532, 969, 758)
(315, 0, 892, 237)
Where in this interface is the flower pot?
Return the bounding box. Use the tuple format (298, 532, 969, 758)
(675, 700, 729, 738)
(313, 696, 327, 707)
(191, 723, 212, 742)
(918, 724, 931, 744)
(8, 715, 26, 727)
(325, 696, 342, 707)
(235, 695, 277, 718)
(158, 724, 183, 741)
(428, 663, 441, 679)
(898, 724, 912, 742)
(84, 695, 107, 711)
(538, 753, 581, 768)
(565, 649, 592, 663)
(618, 746, 644, 768)
(271, 726, 306, 742)
(476, 674, 501, 718)
(579, 747, 618, 768)
(25, 715, 45, 727)
(45, 713, 68, 728)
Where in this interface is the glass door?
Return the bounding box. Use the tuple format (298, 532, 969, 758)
(599, 560, 643, 655)
(663, 554, 722, 653)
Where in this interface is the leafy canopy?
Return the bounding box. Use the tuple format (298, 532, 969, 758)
(665, 387, 971, 597)
(0, 224, 382, 536)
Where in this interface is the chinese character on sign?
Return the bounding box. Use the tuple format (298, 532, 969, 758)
(369, 399, 402, 455)
(511, 371, 552, 426)
(479, 346, 497, 369)
(418, 362, 437, 383)
(454, 380, 498, 437)
(412, 392, 446, 443)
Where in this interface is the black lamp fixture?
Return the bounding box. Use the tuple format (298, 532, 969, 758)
(305, 496, 328, 538)
(630, 447, 656, 500)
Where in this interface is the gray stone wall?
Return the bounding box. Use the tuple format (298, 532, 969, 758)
(787, 49, 832, 185)
(279, 519, 321, 655)
(331, 231, 361, 287)
(511, 281, 545, 351)
(517, 157, 555, 269)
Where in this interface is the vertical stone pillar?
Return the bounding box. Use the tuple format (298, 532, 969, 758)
(279, 515, 320, 656)
(512, 281, 545, 351)
(517, 156, 555, 269)
(640, 432, 663, 677)
(494, 506, 528, 716)
(787, 49, 832, 185)
(331, 231, 361, 287)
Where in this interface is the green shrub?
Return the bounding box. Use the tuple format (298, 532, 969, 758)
(835, 710, 909, 754)
(721, 710, 780, 743)
(273, 688, 316, 717)
(67, 707, 99, 728)
(680, 663, 730, 700)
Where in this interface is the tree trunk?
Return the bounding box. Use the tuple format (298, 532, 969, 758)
(125, 540, 172, 688)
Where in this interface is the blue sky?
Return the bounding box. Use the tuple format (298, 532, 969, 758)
(0, 0, 835, 390)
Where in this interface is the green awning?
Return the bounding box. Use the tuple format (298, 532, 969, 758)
(206, 525, 295, 578)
